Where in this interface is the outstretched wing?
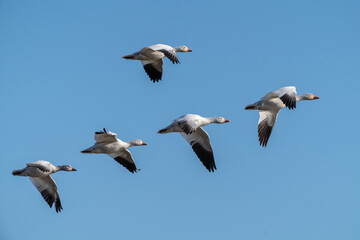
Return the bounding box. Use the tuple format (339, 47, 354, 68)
(29, 176, 63, 213)
(177, 120, 198, 135)
(147, 44, 180, 64)
(180, 127, 216, 172)
(257, 110, 280, 147)
(157, 49, 179, 64)
(176, 115, 201, 135)
(109, 150, 138, 174)
(26, 161, 52, 173)
(267, 86, 297, 110)
(142, 59, 163, 82)
(94, 128, 118, 143)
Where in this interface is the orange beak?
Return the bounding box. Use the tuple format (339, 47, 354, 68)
(142, 142, 148, 145)
(224, 119, 230, 122)
(313, 96, 320, 99)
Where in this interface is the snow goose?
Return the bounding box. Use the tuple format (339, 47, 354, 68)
(245, 86, 320, 147)
(158, 114, 230, 172)
(81, 128, 147, 173)
(12, 160, 77, 213)
(123, 44, 192, 82)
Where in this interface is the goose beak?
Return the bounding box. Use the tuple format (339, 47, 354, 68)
(142, 142, 148, 145)
(187, 49, 193, 52)
(313, 96, 320, 99)
(72, 168, 77, 171)
(224, 119, 230, 123)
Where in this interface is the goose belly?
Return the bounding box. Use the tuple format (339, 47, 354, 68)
(143, 51, 164, 60)
(262, 98, 285, 110)
(95, 142, 125, 154)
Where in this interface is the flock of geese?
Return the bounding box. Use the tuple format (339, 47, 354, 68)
(12, 44, 320, 213)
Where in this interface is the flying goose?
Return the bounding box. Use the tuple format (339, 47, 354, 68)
(158, 114, 230, 172)
(123, 44, 192, 82)
(245, 86, 320, 147)
(12, 160, 77, 213)
(81, 128, 147, 173)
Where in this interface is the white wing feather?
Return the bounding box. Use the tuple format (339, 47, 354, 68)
(94, 131, 118, 143)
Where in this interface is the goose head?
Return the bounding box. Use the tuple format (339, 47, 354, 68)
(129, 139, 148, 146)
(303, 93, 320, 100)
(214, 117, 230, 124)
(175, 46, 193, 52)
(60, 165, 77, 171)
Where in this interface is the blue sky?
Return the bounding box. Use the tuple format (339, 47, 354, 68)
(1, 0, 360, 239)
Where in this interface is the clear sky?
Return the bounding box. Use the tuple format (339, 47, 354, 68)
(1, 0, 360, 239)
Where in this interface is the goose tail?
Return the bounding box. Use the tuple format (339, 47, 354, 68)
(122, 54, 135, 60)
(158, 127, 171, 134)
(245, 104, 257, 110)
(81, 147, 94, 153)
(12, 169, 26, 176)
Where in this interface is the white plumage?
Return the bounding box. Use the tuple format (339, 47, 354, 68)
(245, 86, 320, 147)
(81, 128, 147, 173)
(12, 160, 77, 213)
(158, 114, 230, 172)
(123, 44, 192, 82)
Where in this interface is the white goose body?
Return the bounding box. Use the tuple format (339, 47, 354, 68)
(245, 86, 320, 147)
(123, 44, 192, 82)
(88, 138, 129, 154)
(81, 128, 147, 173)
(12, 160, 77, 213)
(160, 114, 217, 133)
(158, 114, 230, 172)
(15, 160, 57, 177)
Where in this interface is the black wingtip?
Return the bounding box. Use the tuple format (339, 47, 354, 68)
(207, 164, 217, 172)
(55, 198, 63, 213)
(143, 64, 162, 82)
(258, 119, 273, 148)
(280, 94, 296, 110)
(191, 142, 217, 173)
(151, 78, 161, 83)
(114, 156, 138, 174)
